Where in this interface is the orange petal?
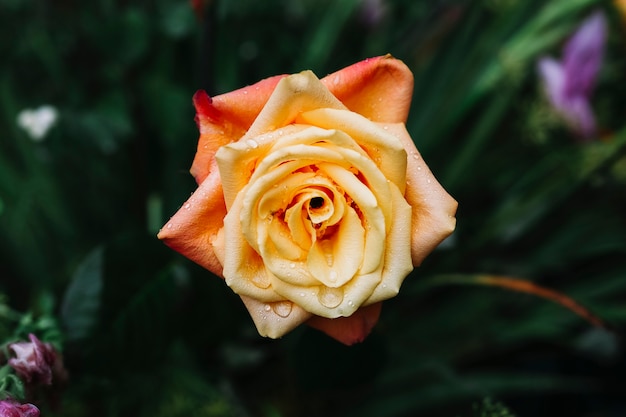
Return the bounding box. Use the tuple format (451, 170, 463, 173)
(321, 54, 414, 123)
(157, 161, 226, 277)
(306, 302, 382, 345)
(190, 75, 287, 184)
(385, 123, 458, 265)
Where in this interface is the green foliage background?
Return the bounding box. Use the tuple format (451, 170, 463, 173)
(1, 0, 625, 416)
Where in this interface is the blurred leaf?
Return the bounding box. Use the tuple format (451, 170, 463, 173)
(61, 247, 104, 342)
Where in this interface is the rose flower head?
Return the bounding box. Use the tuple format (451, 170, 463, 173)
(158, 55, 457, 344)
(8, 334, 57, 385)
(0, 400, 40, 417)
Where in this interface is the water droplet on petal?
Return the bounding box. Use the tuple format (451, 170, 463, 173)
(264, 304, 271, 312)
(246, 139, 259, 149)
(184, 203, 191, 209)
(272, 301, 292, 318)
(290, 263, 296, 269)
(328, 269, 337, 282)
(383, 125, 388, 130)
(347, 300, 354, 307)
(251, 274, 270, 289)
(317, 286, 343, 308)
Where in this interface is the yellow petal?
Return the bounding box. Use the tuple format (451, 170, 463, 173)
(297, 108, 407, 193)
(243, 71, 347, 139)
(240, 296, 312, 339)
(221, 190, 284, 302)
(365, 182, 413, 303)
(307, 206, 364, 288)
(384, 123, 458, 266)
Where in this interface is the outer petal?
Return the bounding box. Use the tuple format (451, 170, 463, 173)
(240, 296, 312, 339)
(384, 123, 457, 266)
(157, 160, 226, 277)
(321, 54, 414, 123)
(307, 302, 382, 345)
(190, 75, 287, 184)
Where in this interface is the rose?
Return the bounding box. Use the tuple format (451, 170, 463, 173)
(158, 55, 457, 344)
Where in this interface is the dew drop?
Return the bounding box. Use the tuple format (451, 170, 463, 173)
(166, 223, 172, 229)
(299, 292, 306, 297)
(272, 301, 292, 318)
(317, 286, 343, 308)
(417, 166, 422, 171)
(264, 304, 271, 312)
(184, 203, 191, 209)
(383, 125, 388, 130)
(251, 274, 270, 289)
(347, 300, 354, 307)
(325, 253, 333, 267)
(290, 263, 296, 269)
(427, 179, 431, 184)
(412, 153, 420, 160)
(246, 139, 259, 149)
(243, 90, 248, 95)
(328, 269, 337, 282)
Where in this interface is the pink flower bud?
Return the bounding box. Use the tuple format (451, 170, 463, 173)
(0, 400, 40, 417)
(8, 334, 57, 385)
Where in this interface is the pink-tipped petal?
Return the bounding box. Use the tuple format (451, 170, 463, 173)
(321, 54, 414, 123)
(158, 161, 227, 277)
(191, 75, 288, 184)
(385, 124, 457, 265)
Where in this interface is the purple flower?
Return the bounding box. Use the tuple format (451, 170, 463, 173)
(0, 400, 40, 417)
(359, 0, 388, 27)
(537, 11, 607, 140)
(8, 334, 57, 385)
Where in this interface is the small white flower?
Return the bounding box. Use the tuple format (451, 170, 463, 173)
(16, 105, 58, 141)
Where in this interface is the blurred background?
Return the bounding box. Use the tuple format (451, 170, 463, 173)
(1, 0, 625, 416)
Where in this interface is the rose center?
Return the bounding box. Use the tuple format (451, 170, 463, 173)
(309, 196, 324, 209)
